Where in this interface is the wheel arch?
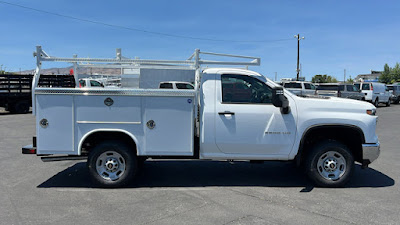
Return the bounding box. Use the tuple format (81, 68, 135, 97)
(79, 129, 139, 155)
(296, 124, 365, 166)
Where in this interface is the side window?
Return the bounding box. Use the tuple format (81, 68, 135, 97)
(159, 83, 173, 89)
(221, 74, 272, 104)
(176, 83, 194, 89)
(304, 83, 311, 89)
(346, 85, 353, 92)
(79, 80, 86, 87)
(339, 85, 345, 91)
(310, 84, 316, 90)
(90, 80, 103, 87)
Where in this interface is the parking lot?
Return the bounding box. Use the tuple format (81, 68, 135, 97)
(0, 105, 399, 225)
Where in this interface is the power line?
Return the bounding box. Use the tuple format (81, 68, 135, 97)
(0, 0, 293, 43)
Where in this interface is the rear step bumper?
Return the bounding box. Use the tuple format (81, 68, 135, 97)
(22, 136, 37, 154)
(22, 144, 36, 154)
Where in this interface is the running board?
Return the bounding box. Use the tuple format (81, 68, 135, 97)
(41, 156, 88, 162)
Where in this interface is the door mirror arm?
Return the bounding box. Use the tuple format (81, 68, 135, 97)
(272, 87, 290, 114)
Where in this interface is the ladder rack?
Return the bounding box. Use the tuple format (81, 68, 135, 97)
(32, 46, 261, 114)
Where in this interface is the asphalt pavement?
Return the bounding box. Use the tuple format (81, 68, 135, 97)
(0, 104, 399, 225)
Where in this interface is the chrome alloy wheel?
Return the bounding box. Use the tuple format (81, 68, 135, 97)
(317, 151, 346, 181)
(96, 151, 126, 181)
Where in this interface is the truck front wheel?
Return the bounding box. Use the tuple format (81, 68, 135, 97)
(87, 141, 137, 188)
(305, 140, 354, 187)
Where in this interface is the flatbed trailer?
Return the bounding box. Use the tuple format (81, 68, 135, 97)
(0, 74, 32, 113)
(0, 74, 75, 113)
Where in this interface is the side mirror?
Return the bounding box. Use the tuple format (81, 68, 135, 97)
(272, 86, 290, 114)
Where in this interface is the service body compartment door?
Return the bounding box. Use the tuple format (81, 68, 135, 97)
(36, 95, 74, 154)
(143, 96, 194, 156)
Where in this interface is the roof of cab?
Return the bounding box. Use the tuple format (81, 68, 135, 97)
(202, 68, 263, 78)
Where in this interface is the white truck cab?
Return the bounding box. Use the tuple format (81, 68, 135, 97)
(159, 81, 194, 89)
(23, 47, 380, 188)
(79, 78, 105, 88)
(282, 81, 317, 96)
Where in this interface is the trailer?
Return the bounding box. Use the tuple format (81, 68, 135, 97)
(0, 74, 75, 113)
(0, 74, 32, 113)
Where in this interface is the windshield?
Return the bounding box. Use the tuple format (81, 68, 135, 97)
(317, 85, 338, 91)
(354, 83, 360, 90)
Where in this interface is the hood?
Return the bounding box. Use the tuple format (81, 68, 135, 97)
(294, 95, 375, 114)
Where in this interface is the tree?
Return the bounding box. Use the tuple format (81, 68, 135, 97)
(379, 63, 400, 84)
(391, 63, 400, 83)
(311, 74, 338, 83)
(379, 63, 392, 84)
(346, 76, 354, 83)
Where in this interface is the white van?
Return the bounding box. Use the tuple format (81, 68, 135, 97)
(354, 82, 391, 107)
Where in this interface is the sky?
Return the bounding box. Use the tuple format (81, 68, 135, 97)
(0, 0, 399, 81)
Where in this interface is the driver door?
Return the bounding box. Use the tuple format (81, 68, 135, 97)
(215, 74, 296, 156)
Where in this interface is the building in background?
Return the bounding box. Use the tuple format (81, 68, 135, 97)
(355, 70, 382, 82)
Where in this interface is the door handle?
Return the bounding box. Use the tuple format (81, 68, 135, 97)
(218, 111, 235, 115)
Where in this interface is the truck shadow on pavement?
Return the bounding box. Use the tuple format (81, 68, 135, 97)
(37, 160, 394, 190)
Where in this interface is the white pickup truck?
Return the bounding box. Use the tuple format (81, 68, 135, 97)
(23, 46, 380, 188)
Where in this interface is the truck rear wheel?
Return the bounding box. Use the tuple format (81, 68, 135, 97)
(305, 140, 354, 187)
(374, 98, 379, 107)
(87, 141, 137, 188)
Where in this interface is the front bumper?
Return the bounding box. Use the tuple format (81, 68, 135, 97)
(362, 142, 380, 167)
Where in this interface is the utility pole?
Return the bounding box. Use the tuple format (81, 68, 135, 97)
(344, 69, 346, 83)
(275, 72, 277, 81)
(294, 34, 305, 81)
(300, 64, 302, 78)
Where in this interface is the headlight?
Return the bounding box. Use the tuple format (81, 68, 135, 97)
(366, 109, 376, 115)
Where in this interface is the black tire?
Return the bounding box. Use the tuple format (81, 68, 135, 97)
(395, 97, 400, 104)
(7, 103, 16, 114)
(305, 140, 354, 187)
(374, 98, 379, 107)
(386, 99, 391, 107)
(87, 141, 137, 188)
(14, 101, 30, 114)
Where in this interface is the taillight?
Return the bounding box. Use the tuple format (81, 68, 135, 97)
(371, 84, 373, 91)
